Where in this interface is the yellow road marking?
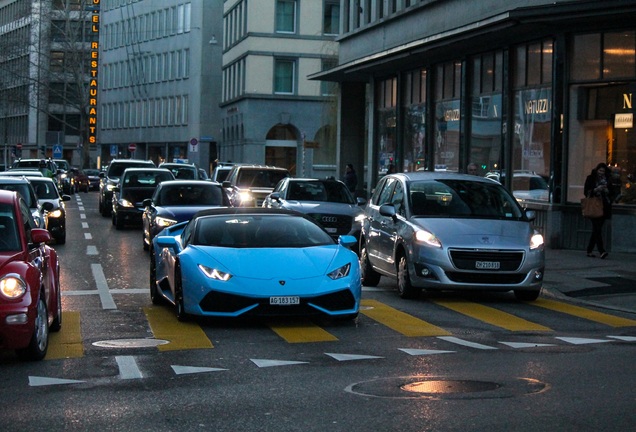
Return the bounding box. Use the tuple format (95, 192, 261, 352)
(361, 299, 452, 336)
(47, 311, 84, 359)
(269, 320, 338, 343)
(433, 299, 552, 332)
(532, 299, 636, 327)
(144, 307, 214, 351)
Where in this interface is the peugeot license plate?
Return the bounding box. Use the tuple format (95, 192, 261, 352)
(475, 261, 500, 270)
(270, 296, 300, 305)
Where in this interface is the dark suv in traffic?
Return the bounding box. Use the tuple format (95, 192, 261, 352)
(111, 168, 174, 229)
(99, 159, 155, 216)
(222, 164, 290, 207)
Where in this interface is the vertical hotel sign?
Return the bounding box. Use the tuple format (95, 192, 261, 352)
(87, 1, 100, 147)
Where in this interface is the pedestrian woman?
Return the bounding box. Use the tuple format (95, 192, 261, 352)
(584, 162, 614, 259)
(343, 163, 358, 193)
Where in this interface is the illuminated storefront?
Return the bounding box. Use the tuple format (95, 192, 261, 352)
(316, 1, 636, 252)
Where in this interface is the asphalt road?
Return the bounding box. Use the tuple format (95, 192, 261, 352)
(1, 191, 635, 432)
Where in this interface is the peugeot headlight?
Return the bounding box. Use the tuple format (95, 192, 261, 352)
(414, 229, 442, 248)
(327, 263, 351, 280)
(106, 183, 116, 191)
(156, 216, 177, 227)
(119, 198, 134, 208)
(0, 275, 26, 299)
(530, 232, 544, 250)
(198, 264, 232, 281)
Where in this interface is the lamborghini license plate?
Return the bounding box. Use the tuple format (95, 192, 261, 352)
(270, 296, 300, 305)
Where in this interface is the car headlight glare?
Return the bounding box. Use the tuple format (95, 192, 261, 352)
(354, 214, 366, 222)
(119, 199, 134, 208)
(415, 229, 442, 247)
(530, 233, 544, 250)
(198, 264, 232, 281)
(156, 216, 177, 227)
(106, 184, 116, 191)
(327, 263, 351, 280)
(48, 209, 63, 218)
(0, 275, 26, 299)
(238, 191, 252, 203)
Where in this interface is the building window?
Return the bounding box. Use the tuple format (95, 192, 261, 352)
(511, 40, 553, 202)
(274, 58, 295, 94)
(323, 0, 340, 35)
(376, 77, 398, 175)
(276, 0, 296, 33)
(321, 58, 337, 95)
(468, 51, 503, 178)
(434, 61, 462, 172)
(402, 69, 427, 172)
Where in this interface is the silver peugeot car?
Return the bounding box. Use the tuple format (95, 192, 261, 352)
(359, 172, 545, 301)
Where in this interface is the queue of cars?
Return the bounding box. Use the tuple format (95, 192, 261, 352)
(0, 155, 548, 359)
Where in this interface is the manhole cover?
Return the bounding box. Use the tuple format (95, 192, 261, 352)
(346, 376, 548, 399)
(402, 380, 500, 394)
(92, 338, 169, 348)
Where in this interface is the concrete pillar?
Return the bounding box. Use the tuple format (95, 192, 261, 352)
(338, 82, 367, 197)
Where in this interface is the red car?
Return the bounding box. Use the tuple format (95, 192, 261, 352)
(0, 189, 61, 360)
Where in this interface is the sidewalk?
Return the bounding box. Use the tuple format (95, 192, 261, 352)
(543, 248, 636, 314)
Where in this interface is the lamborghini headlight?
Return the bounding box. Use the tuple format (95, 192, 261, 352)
(0, 275, 27, 299)
(327, 263, 351, 280)
(156, 216, 177, 227)
(198, 264, 232, 281)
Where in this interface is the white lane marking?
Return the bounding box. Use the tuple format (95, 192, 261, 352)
(63, 289, 148, 296)
(116, 356, 143, 380)
(607, 336, 636, 342)
(499, 342, 556, 349)
(80, 213, 86, 219)
(398, 348, 455, 356)
(91, 263, 116, 309)
(556, 337, 612, 345)
(171, 366, 228, 375)
(437, 336, 497, 350)
(82, 222, 89, 229)
(84, 233, 92, 240)
(78, 206, 85, 211)
(250, 359, 308, 368)
(29, 376, 85, 387)
(87, 245, 98, 255)
(325, 353, 383, 361)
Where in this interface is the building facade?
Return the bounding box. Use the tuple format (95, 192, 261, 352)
(220, 0, 340, 177)
(0, 0, 93, 168)
(98, 0, 222, 173)
(316, 0, 636, 252)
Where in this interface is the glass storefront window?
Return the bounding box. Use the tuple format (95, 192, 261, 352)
(510, 40, 552, 203)
(469, 51, 503, 177)
(512, 87, 552, 201)
(569, 31, 636, 205)
(568, 83, 636, 204)
(434, 62, 461, 172)
(402, 69, 427, 172)
(376, 77, 397, 175)
(604, 31, 635, 79)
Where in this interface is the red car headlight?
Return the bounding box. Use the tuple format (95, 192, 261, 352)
(0, 274, 27, 299)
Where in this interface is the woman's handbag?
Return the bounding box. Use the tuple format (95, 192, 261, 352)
(581, 196, 604, 218)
